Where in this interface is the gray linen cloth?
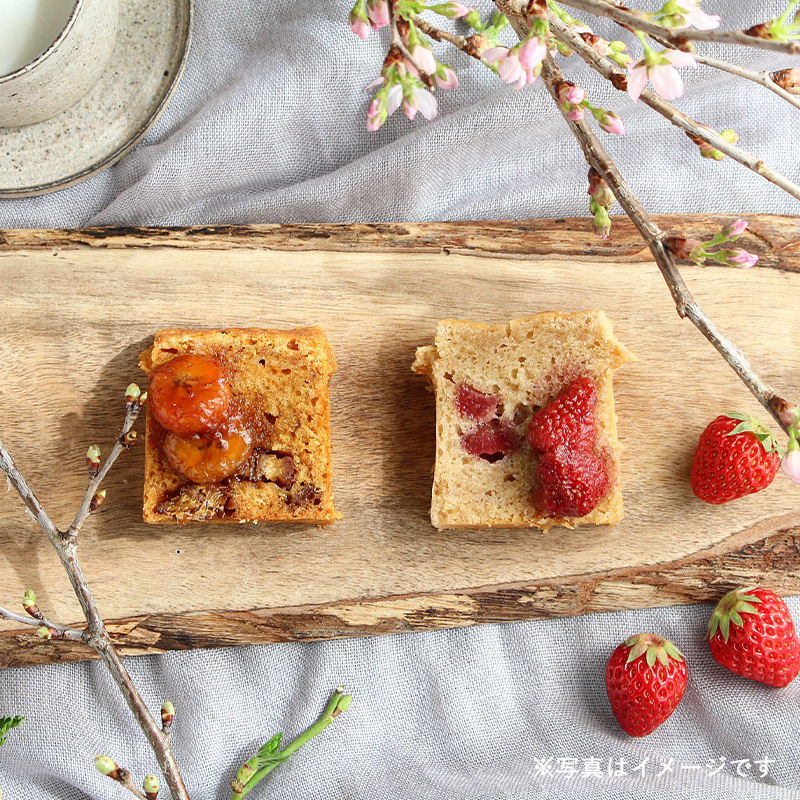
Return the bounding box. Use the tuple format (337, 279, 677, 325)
(1, 1, 800, 797)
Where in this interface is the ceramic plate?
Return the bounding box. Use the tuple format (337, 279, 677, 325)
(0, 0, 192, 197)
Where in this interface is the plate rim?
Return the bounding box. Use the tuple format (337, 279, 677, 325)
(0, 0, 193, 199)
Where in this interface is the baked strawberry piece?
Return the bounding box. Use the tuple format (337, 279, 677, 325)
(412, 311, 633, 529)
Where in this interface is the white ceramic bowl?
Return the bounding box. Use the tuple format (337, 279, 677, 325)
(0, 0, 120, 127)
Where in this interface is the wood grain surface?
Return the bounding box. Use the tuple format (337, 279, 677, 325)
(1, 213, 799, 668)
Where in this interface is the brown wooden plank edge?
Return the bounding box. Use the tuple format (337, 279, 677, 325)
(1, 214, 799, 270)
(2, 524, 798, 668)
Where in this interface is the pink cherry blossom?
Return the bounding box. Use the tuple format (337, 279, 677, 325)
(483, 44, 540, 89)
(436, 66, 459, 90)
(627, 50, 696, 102)
(679, 1, 720, 30)
(558, 82, 584, 106)
(729, 249, 758, 268)
(518, 37, 546, 71)
(782, 449, 800, 484)
(366, 0, 390, 29)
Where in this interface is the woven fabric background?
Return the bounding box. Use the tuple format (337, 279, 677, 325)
(1, 1, 800, 797)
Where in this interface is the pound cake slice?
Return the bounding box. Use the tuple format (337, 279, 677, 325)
(412, 311, 634, 530)
(140, 327, 337, 525)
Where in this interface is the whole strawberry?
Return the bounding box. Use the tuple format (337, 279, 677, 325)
(538, 445, 608, 517)
(605, 633, 687, 737)
(690, 413, 780, 504)
(708, 586, 800, 687)
(527, 376, 598, 453)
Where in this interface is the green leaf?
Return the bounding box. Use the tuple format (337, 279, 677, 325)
(736, 601, 761, 615)
(656, 648, 669, 667)
(256, 732, 284, 766)
(646, 647, 657, 668)
(256, 751, 292, 769)
(720, 615, 730, 642)
(663, 641, 684, 661)
(627, 641, 648, 662)
(0, 716, 23, 747)
(729, 610, 743, 627)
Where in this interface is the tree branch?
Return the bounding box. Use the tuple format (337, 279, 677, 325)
(547, 13, 800, 202)
(0, 604, 87, 641)
(0, 394, 191, 800)
(496, 0, 793, 432)
(412, 14, 482, 59)
(556, 0, 800, 54)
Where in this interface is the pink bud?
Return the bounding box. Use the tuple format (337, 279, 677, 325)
(366, 0, 390, 29)
(402, 95, 418, 121)
(568, 106, 585, 121)
(782, 449, 800, 484)
(436, 67, 459, 90)
(599, 112, 625, 136)
(729, 249, 758, 268)
(411, 45, 437, 75)
(722, 218, 748, 238)
(443, 2, 471, 17)
(518, 37, 546, 70)
(349, 12, 371, 39)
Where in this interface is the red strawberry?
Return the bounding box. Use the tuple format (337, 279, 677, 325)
(605, 633, 687, 737)
(455, 383, 499, 421)
(690, 413, 780, 504)
(462, 419, 518, 462)
(708, 586, 800, 687)
(527, 376, 598, 453)
(537, 445, 608, 517)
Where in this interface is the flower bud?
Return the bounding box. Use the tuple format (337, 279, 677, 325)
(771, 67, 800, 94)
(22, 590, 37, 610)
(36, 626, 52, 639)
(664, 236, 704, 261)
(728, 248, 759, 268)
(90, 490, 107, 512)
(721, 218, 748, 239)
(598, 111, 625, 135)
(782, 448, 800, 484)
(441, 2, 471, 18)
(86, 445, 101, 476)
(94, 755, 120, 780)
(348, 0, 371, 40)
(121, 430, 137, 448)
(161, 700, 175, 730)
(143, 775, 160, 799)
(333, 693, 353, 717)
(125, 384, 141, 404)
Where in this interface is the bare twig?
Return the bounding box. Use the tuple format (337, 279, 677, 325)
(649, 37, 800, 112)
(0, 604, 86, 641)
(547, 13, 800, 202)
(412, 14, 483, 59)
(65, 403, 139, 542)
(0, 395, 191, 800)
(556, 0, 800, 54)
(496, 0, 793, 431)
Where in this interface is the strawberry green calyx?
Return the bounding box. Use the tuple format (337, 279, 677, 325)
(624, 633, 684, 668)
(724, 413, 782, 454)
(708, 586, 763, 642)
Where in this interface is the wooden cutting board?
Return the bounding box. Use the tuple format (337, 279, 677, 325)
(2, 214, 800, 668)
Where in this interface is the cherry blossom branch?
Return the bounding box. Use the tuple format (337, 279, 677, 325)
(0, 392, 190, 800)
(547, 13, 800, 202)
(412, 14, 483, 58)
(556, 0, 800, 54)
(493, 0, 795, 431)
(651, 42, 800, 112)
